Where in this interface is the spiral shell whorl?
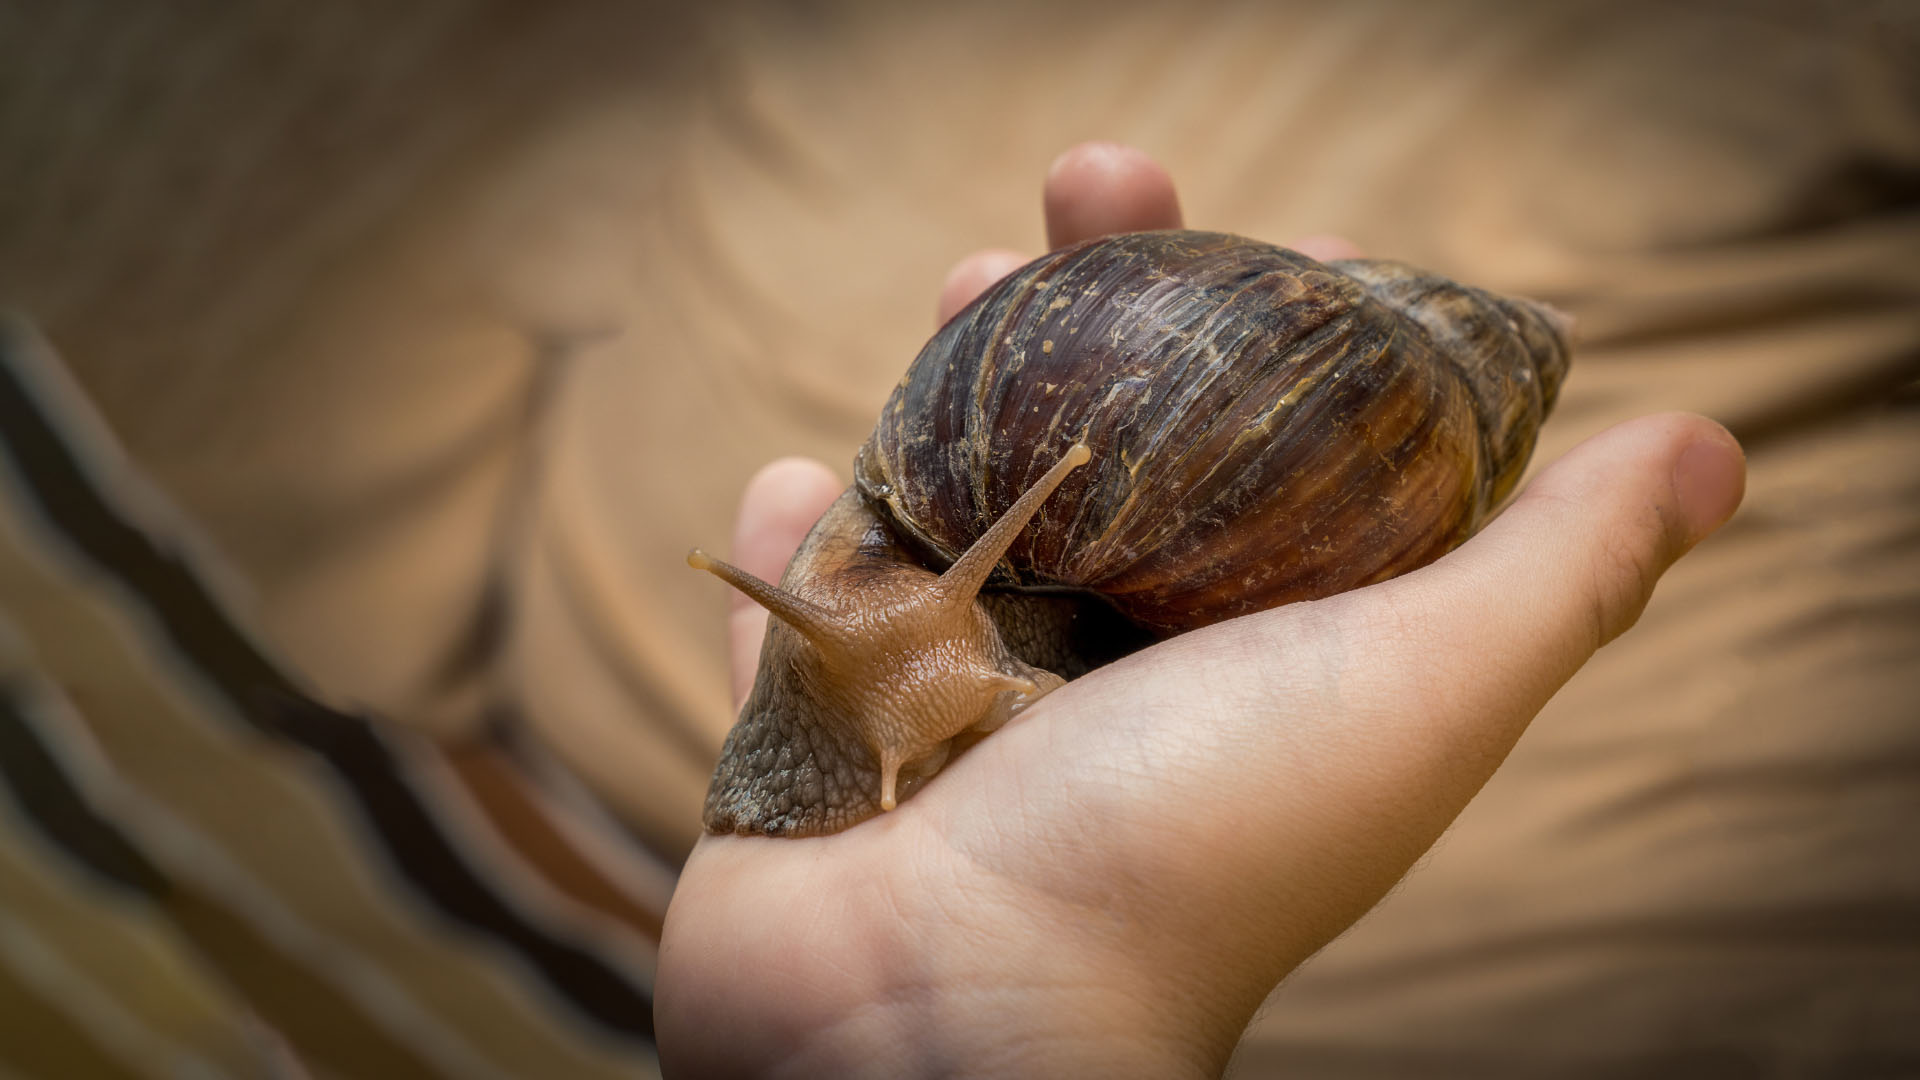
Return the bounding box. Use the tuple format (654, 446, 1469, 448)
(856, 231, 1570, 634)
(1331, 258, 1572, 508)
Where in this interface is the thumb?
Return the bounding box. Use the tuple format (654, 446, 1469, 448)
(1032, 413, 1743, 903)
(1349, 411, 1746, 772)
(982, 413, 1741, 1010)
(725, 457, 843, 708)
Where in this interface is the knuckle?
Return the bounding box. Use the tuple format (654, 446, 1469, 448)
(1582, 503, 1678, 649)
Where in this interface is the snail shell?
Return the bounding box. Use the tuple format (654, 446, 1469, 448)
(693, 230, 1571, 837)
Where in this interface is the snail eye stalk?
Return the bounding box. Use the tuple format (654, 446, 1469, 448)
(936, 443, 1091, 607)
(687, 549, 850, 649)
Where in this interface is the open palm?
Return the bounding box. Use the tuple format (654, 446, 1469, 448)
(657, 144, 1745, 1079)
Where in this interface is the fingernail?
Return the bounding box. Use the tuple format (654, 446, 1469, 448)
(1672, 432, 1745, 544)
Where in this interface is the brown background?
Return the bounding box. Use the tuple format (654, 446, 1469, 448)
(3, 1, 1916, 1074)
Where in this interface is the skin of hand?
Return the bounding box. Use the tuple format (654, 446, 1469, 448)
(656, 142, 1747, 1079)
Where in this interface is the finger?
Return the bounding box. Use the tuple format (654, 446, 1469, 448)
(1196, 412, 1745, 900)
(1196, 414, 1743, 814)
(1289, 234, 1364, 262)
(937, 248, 1030, 325)
(1365, 412, 1746, 738)
(1043, 142, 1183, 250)
(726, 457, 843, 707)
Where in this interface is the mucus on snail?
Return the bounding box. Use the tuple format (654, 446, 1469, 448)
(689, 230, 1572, 838)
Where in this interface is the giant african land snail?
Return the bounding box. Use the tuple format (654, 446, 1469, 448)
(689, 230, 1572, 837)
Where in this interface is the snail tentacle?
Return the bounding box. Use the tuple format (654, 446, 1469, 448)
(686, 548, 851, 649)
(935, 441, 1091, 606)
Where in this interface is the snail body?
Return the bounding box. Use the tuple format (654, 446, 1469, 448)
(692, 230, 1572, 837)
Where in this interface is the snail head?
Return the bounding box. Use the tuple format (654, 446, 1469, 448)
(689, 443, 1090, 811)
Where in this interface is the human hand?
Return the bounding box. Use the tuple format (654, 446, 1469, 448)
(657, 142, 1746, 1079)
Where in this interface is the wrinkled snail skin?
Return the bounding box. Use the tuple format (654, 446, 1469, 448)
(694, 230, 1573, 838)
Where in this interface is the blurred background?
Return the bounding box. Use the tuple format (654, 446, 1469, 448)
(0, 1, 1916, 1076)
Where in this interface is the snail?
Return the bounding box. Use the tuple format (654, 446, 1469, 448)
(689, 230, 1571, 838)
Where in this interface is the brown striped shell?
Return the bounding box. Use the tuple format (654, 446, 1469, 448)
(854, 230, 1570, 633)
(693, 230, 1571, 837)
